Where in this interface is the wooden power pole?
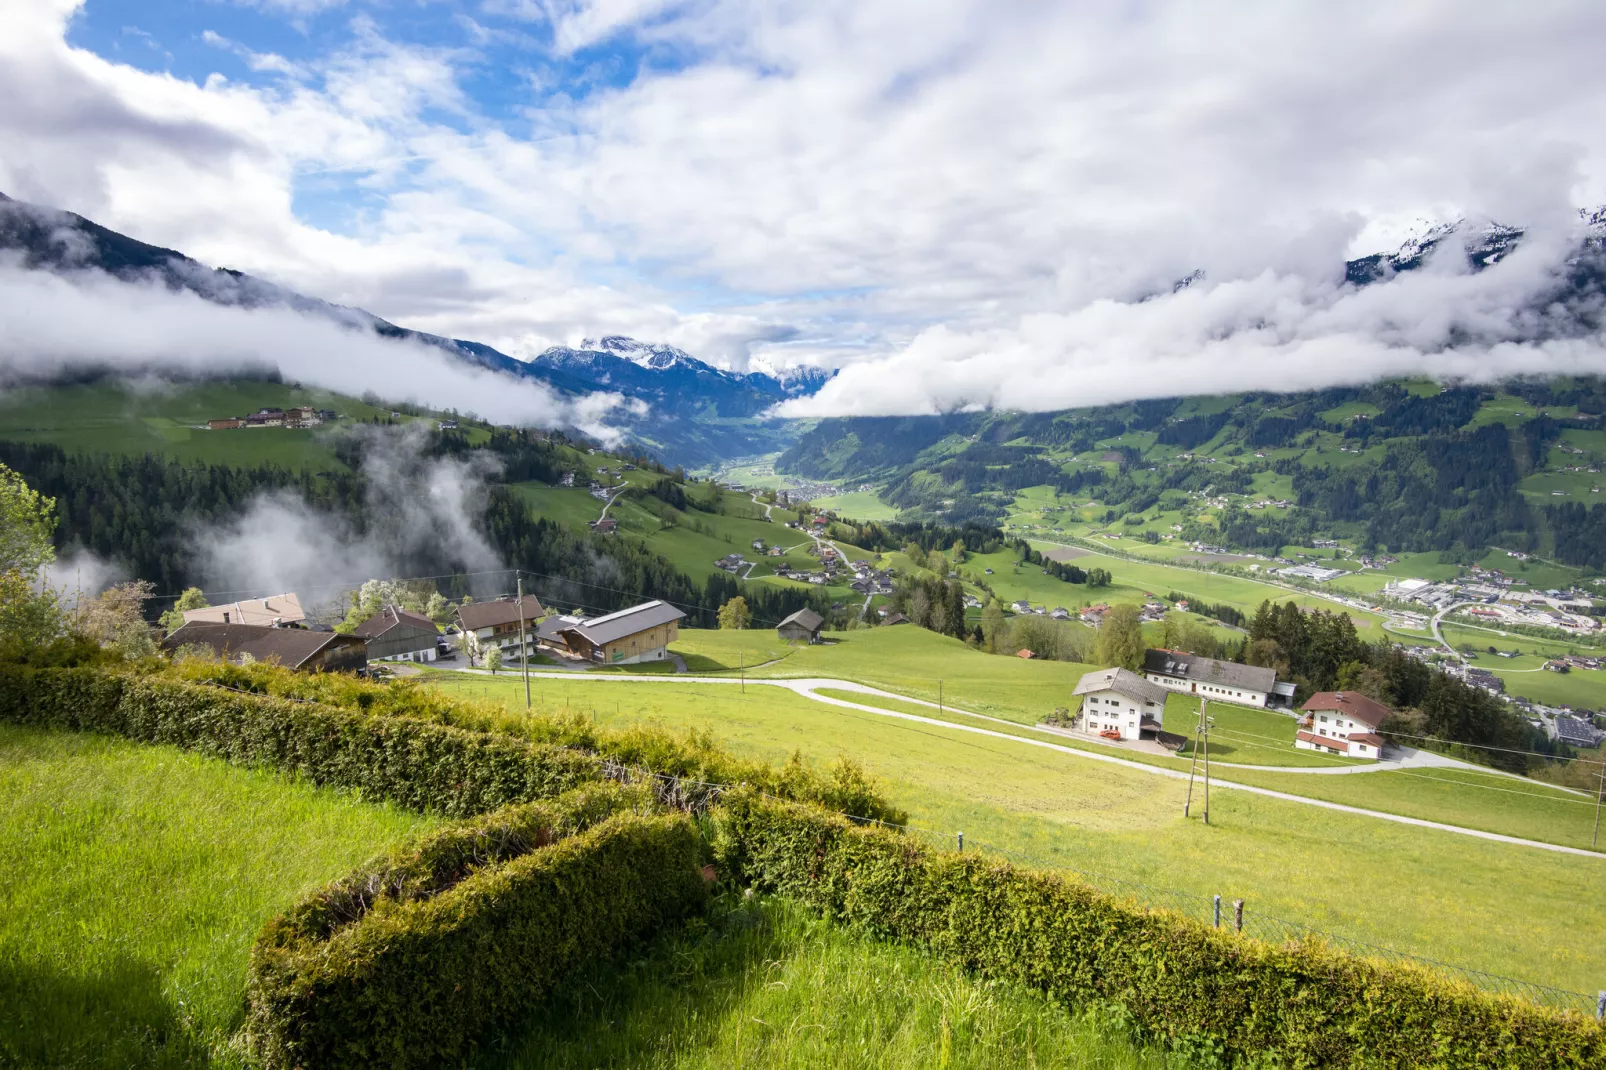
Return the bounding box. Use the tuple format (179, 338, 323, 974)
(1593, 757, 1605, 849)
(517, 574, 531, 710)
(1184, 698, 1206, 818)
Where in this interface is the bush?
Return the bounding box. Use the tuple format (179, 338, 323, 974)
(711, 791, 1606, 1069)
(246, 810, 708, 1069)
(273, 782, 652, 941)
(0, 668, 599, 818)
(160, 660, 907, 823)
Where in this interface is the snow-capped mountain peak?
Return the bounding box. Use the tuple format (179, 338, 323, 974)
(579, 335, 702, 370)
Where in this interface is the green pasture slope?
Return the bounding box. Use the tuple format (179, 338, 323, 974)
(428, 634, 1606, 996)
(0, 380, 413, 469)
(504, 896, 1182, 1070)
(0, 724, 438, 1068)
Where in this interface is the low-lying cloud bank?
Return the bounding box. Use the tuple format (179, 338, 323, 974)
(0, 259, 636, 441)
(190, 424, 506, 607)
(777, 224, 1606, 417)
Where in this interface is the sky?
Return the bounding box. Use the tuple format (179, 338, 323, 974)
(3, 0, 1606, 417)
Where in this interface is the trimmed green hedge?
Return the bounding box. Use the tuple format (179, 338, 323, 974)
(167, 658, 908, 823)
(273, 782, 649, 942)
(0, 667, 598, 817)
(711, 790, 1606, 1069)
(246, 810, 708, 1069)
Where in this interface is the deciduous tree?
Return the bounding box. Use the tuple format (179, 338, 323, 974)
(1093, 603, 1145, 670)
(717, 596, 751, 630)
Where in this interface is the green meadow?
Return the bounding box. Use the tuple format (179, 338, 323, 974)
(0, 380, 407, 469)
(0, 724, 438, 1068)
(503, 896, 1189, 1070)
(426, 656, 1606, 994)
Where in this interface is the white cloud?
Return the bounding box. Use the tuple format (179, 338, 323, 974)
(191, 425, 504, 600)
(778, 226, 1606, 416)
(4, 1, 1606, 407)
(0, 258, 641, 432)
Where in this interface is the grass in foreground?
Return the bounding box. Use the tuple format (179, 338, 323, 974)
(502, 895, 1198, 1070)
(0, 724, 439, 1069)
(427, 670, 1606, 993)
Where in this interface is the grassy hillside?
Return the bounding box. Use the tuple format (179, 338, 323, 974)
(0, 380, 418, 469)
(503, 896, 1186, 1069)
(0, 724, 439, 1068)
(426, 645, 1606, 995)
(778, 379, 1606, 577)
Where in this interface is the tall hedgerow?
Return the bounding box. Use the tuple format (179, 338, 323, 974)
(711, 790, 1606, 1069)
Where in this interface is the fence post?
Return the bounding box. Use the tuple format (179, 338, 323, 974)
(1234, 899, 1244, 934)
(1597, 990, 1605, 1020)
(1213, 894, 1221, 928)
(957, 831, 964, 853)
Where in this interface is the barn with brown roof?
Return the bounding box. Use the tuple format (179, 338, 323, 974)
(161, 622, 367, 673)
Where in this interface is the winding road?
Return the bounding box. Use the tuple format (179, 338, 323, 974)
(451, 665, 1602, 858)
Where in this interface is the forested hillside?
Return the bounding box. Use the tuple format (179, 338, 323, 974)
(779, 378, 1606, 566)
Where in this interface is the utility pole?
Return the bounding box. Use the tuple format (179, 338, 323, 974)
(1184, 697, 1206, 818)
(1593, 758, 1604, 849)
(516, 574, 531, 710)
(740, 650, 745, 694)
(1202, 706, 1212, 826)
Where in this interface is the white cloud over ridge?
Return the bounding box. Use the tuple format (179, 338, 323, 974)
(4, 1, 1606, 416)
(780, 227, 1606, 416)
(0, 259, 636, 440)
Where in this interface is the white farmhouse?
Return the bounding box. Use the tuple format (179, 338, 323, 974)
(1074, 667, 1169, 741)
(1295, 691, 1389, 761)
(1144, 649, 1292, 709)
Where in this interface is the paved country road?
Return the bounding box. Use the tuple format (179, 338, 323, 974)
(448, 667, 1603, 859)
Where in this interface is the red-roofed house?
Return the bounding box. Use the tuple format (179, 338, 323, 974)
(1295, 691, 1390, 761)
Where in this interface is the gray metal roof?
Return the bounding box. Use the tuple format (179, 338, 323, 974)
(1143, 649, 1276, 694)
(778, 608, 824, 632)
(1074, 667, 1170, 705)
(561, 600, 685, 646)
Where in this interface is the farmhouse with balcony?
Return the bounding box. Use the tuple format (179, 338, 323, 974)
(1295, 691, 1390, 761)
(456, 597, 545, 663)
(1074, 667, 1168, 742)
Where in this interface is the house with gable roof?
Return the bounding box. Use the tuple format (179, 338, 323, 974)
(1295, 691, 1390, 761)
